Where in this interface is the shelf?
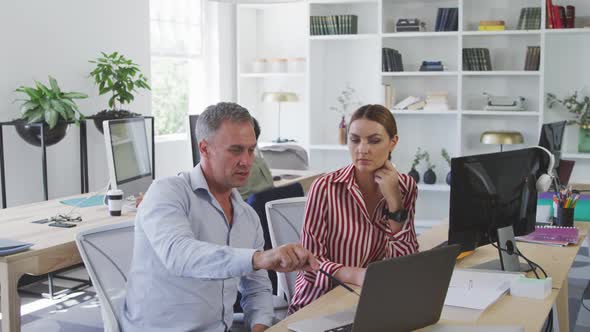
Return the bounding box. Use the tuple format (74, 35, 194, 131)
(462, 30, 540, 36)
(462, 71, 540, 76)
(240, 72, 305, 78)
(309, 144, 349, 151)
(392, 110, 458, 115)
(382, 71, 458, 77)
(310, 34, 377, 41)
(544, 28, 590, 35)
(382, 31, 458, 38)
(562, 153, 590, 160)
(418, 184, 450, 192)
(462, 110, 540, 116)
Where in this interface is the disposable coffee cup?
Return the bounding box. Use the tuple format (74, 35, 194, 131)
(107, 189, 124, 216)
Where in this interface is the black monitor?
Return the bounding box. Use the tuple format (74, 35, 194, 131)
(448, 148, 546, 271)
(539, 121, 566, 166)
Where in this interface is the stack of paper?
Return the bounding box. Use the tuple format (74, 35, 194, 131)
(0, 239, 33, 256)
(424, 92, 449, 112)
(444, 269, 523, 311)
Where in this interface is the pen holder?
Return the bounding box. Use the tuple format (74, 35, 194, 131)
(556, 206, 574, 227)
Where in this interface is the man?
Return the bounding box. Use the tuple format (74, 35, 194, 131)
(238, 117, 274, 200)
(122, 102, 319, 332)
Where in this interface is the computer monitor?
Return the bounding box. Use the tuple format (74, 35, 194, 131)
(103, 118, 153, 199)
(539, 121, 566, 166)
(448, 148, 546, 272)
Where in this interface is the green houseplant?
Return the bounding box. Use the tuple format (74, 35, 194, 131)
(422, 151, 437, 184)
(89, 51, 150, 133)
(408, 147, 424, 183)
(441, 148, 452, 185)
(15, 76, 87, 146)
(547, 91, 590, 153)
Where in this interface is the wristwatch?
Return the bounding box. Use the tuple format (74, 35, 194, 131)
(383, 207, 408, 224)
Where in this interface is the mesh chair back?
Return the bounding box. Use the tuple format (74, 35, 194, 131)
(265, 197, 307, 303)
(75, 221, 135, 332)
(259, 144, 309, 170)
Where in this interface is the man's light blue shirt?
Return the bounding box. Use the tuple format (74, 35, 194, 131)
(122, 165, 274, 331)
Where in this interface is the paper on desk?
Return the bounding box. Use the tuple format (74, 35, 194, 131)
(444, 269, 523, 310)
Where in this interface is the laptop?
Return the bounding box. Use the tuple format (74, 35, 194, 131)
(288, 244, 461, 332)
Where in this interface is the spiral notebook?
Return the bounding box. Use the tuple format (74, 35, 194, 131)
(516, 226, 579, 247)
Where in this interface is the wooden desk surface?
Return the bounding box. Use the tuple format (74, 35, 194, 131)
(271, 169, 323, 193)
(0, 194, 133, 268)
(269, 222, 590, 332)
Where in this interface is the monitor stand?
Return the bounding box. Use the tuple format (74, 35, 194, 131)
(471, 225, 533, 272)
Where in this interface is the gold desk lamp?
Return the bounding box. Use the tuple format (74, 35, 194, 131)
(480, 131, 524, 152)
(261, 92, 299, 143)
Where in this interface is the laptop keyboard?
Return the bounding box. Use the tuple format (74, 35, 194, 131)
(325, 323, 353, 332)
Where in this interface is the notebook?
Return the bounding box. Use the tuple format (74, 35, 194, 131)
(0, 239, 34, 256)
(516, 226, 579, 246)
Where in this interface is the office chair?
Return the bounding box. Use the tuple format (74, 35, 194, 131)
(189, 114, 201, 166)
(235, 183, 304, 318)
(259, 144, 309, 170)
(265, 196, 307, 304)
(76, 221, 135, 332)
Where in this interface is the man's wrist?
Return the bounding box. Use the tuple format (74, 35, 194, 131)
(252, 250, 262, 270)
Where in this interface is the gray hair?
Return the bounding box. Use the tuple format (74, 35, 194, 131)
(196, 102, 253, 142)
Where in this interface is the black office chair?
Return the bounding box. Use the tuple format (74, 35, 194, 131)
(189, 114, 200, 166)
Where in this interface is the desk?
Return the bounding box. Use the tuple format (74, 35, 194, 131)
(271, 169, 323, 193)
(269, 222, 590, 332)
(0, 195, 133, 332)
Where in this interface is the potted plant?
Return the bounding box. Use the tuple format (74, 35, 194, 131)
(330, 83, 361, 145)
(441, 148, 451, 185)
(14, 76, 87, 146)
(89, 51, 150, 133)
(547, 91, 590, 153)
(422, 151, 437, 184)
(408, 147, 424, 183)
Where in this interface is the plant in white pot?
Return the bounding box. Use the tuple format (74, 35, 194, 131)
(15, 76, 87, 146)
(89, 51, 150, 133)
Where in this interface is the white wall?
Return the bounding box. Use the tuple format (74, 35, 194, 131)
(0, 0, 151, 207)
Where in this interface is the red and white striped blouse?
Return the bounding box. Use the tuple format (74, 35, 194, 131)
(288, 164, 419, 313)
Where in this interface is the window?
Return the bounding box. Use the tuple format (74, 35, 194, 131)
(150, 0, 207, 136)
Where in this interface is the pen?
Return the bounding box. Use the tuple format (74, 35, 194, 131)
(318, 268, 360, 296)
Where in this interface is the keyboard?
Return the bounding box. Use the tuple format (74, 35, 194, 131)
(325, 324, 353, 332)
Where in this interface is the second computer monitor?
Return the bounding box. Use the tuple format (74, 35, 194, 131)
(448, 148, 545, 253)
(103, 118, 153, 198)
(539, 121, 566, 165)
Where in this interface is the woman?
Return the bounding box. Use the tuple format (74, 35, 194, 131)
(288, 104, 419, 313)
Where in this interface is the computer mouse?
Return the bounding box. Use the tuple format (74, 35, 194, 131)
(272, 175, 281, 181)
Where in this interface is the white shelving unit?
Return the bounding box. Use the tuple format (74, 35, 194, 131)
(237, 0, 590, 223)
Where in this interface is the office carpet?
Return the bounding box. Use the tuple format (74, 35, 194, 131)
(3, 246, 590, 331)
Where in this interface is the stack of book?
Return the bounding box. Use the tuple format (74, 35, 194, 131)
(546, 1, 575, 29)
(310, 15, 358, 35)
(424, 92, 449, 112)
(478, 20, 505, 31)
(392, 96, 423, 111)
(434, 8, 458, 32)
(462, 48, 492, 71)
(517, 7, 542, 30)
(396, 18, 422, 32)
(419, 61, 444, 71)
(382, 48, 404, 72)
(524, 46, 540, 71)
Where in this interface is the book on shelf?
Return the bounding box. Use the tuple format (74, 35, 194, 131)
(383, 84, 396, 110)
(479, 20, 505, 31)
(524, 46, 540, 71)
(566, 5, 575, 29)
(310, 15, 358, 36)
(419, 61, 444, 72)
(516, 226, 579, 247)
(463, 48, 492, 71)
(546, 0, 575, 29)
(382, 48, 403, 72)
(424, 91, 449, 112)
(407, 100, 426, 110)
(393, 96, 421, 110)
(517, 7, 541, 30)
(434, 8, 458, 32)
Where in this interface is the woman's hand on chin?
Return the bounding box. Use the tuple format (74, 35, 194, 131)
(374, 161, 401, 207)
